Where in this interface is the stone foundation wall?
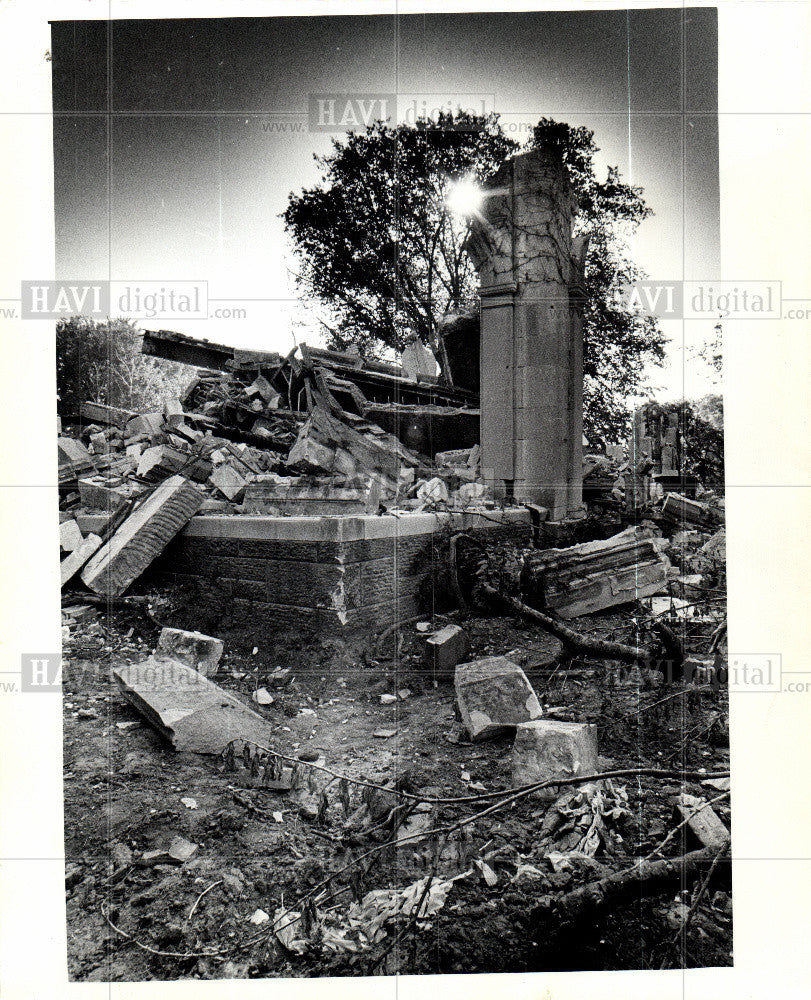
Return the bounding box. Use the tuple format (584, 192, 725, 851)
(78, 510, 531, 633)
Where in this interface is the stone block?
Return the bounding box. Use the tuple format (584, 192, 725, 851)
(155, 627, 224, 677)
(125, 412, 165, 440)
(60, 533, 102, 587)
(60, 519, 84, 552)
(511, 719, 598, 794)
(209, 463, 249, 501)
(163, 397, 186, 426)
(672, 793, 730, 851)
(424, 625, 469, 680)
(89, 431, 109, 453)
(454, 656, 542, 741)
(522, 526, 671, 618)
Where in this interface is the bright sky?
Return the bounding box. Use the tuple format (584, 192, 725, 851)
(52, 9, 720, 400)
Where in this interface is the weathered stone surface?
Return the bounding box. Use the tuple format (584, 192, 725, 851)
(511, 719, 599, 794)
(60, 519, 84, 552)
(699, 528, 725, 565)
(112, 657, 272, 754)
(209, 463, 249, 501)
(125, 412, 165, 439)
(155, 627, 224, 677)
(454, 656, 542, 741)
(60, 533, 102, 586)
(81, 400, 136, 427)
(89, 431, 109, 453)
(58, 436, 93, 466)
(672, 793, 730, 851)
(467, 146, 585, 519)
(521, 525, 671, 618)
(662, 493, 724, 530)
(78, 476, 139, 511)
(424, 624, 469, 679)
(82, 476, 203, 597)
(137, 445, 189, 481)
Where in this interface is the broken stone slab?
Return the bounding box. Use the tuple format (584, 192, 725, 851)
(209, 462, 249, 501)
(662, 492, 724, 530)
(163, 397, 186, 427)
(78, 476, 133, 511)
(155, 627, 224, 677)
(125, 412, 165, 440)
(672, 793, 730, 851)
(435, 446, 479, 468)
(112, 657, 274, 754)
(454, 656, 542, 741)
(60, 533, 102, 587)
(81, 401, 136, 428)
(521, 525, 672, 619)
(141, 835, 198, 865)
(511, 720, 599, 797)
(58, 436, 93, 467)
(136, 444, 190, 481)
(81, 475, 203, 597)
(60, 519, 84, 552)
(424, 624, 469, 680)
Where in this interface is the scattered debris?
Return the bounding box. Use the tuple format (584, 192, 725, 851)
(58, 334, 730, 976)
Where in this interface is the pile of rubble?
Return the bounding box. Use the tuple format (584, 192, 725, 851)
(58, 329, 726, 615)
(58, 336, 492, 595)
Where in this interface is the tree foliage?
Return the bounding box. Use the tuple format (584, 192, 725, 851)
(285, 111, 517, 356)
(661, 395, 724, 488)
(284, 112, 666, 441)
(56, 316, 187, 415)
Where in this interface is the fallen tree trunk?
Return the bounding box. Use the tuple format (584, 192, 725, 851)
(478, 582, 654, 666)
(532, 840, 731, 929)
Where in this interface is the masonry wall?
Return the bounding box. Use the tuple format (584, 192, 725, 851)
(110, 511, 533, 634)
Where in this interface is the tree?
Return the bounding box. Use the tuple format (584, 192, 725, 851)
(661, 396, 724, 488)
(696, 322, 723, 386)
(284, 111, 518, 356)
(56, 316, 187, 414)
(285, 113, 666, 441)
(525, 119, 666, 441)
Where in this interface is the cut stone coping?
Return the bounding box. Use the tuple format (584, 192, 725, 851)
(77, 507, 531, 542)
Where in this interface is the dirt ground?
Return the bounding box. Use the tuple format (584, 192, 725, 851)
(62, 598, 731, 980)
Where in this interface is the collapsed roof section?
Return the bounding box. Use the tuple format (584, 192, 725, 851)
(141, 329, 478, 409)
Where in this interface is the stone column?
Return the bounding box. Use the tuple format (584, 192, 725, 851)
(467, 146, 586, 521)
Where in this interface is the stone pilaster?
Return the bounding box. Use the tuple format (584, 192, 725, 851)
(467, 147, 585, 520)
